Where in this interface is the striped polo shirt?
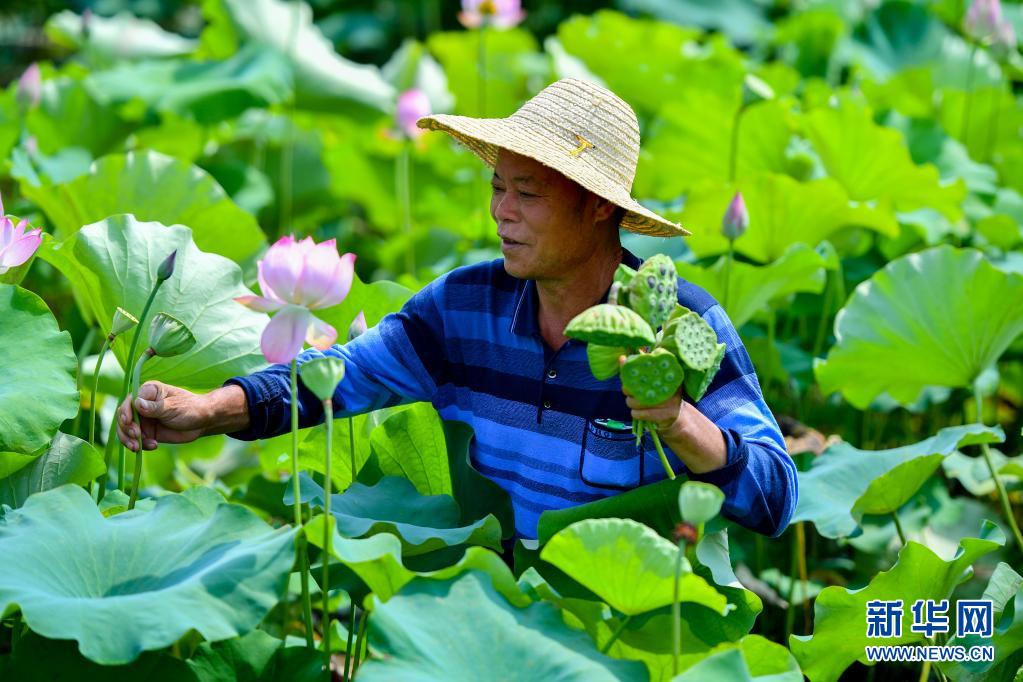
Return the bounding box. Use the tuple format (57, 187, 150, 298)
(227, 249, 797, 540)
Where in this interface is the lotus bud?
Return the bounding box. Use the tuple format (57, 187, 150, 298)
(741, 73, 774, 109)
(110, 307, 139, 339)
(721, 191, 748, 241)
(964, 0, 1002, 43)
(991, 20, 1017, 59)
(348, 311, 368, 341)
(300, 356, 346, 402)
(148, 313, 196, 357)
(156, 249, 177, 282)
(16, 63, 41, 110)
(678, 481, 726, 526)
(396, 89, 431, 139)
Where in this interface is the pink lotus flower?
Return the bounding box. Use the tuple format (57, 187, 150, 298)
(965, 0, 1004, 42)
(16, 63, 41, 110)
(458, 0, 526, 29)
(235, 235, 356, 364)
(721, 191, 748, 240)
(0, 196, 42, 275)
(396, 89, 431, 139)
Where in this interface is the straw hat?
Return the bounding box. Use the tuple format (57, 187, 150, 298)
(416, 78, 689, 238)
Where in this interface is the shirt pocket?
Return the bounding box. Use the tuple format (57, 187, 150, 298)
(579, 418, 643, 490)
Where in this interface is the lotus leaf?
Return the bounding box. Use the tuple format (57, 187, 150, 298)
(565, 304, 656, 349)
(187, 630, 322, 682)
(0, 432, 103, 508)
(0, 485, 296, 664)
(676, 635, 803, 681)
(943, 448, 1023, 497)
(0, 285, 78, 458)
(815, 246, 1023, 408)
(790, 520, 1005, 682)
(45, 10, 197, 59)
(369, 402, 451, 496)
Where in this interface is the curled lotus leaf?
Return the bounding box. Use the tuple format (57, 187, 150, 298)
(620, 349, 684, 407)
(564, 304, 655, 349)
(586, 343, 626, 381)
(662, 311, 722, 371)
(627, 254, 678, 329)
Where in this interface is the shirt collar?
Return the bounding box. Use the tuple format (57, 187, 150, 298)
(509, 247, 644, 338)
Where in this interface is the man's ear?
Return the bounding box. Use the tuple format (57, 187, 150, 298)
(592, 194, 617, 222)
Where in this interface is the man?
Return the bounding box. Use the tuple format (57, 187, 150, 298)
(117, 78, 797, 541)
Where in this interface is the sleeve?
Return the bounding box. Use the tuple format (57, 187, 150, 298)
(223, 275, 451, 440)
(664, 303, 798, 538)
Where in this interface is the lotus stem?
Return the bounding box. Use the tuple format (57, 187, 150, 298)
(117, 282, 164, 489)
(783, 522, 801, 642)
(277, 0, 301, 236)
(344, 604, 357, 680)
(97, 419, 118, 503)
(960, 42, 978, 147)
(728, 106, 744, 183)
(127, 349, 154, 510)
(812, 269, 834, 359)
(397, 140, 415, 275)
(891, 510, 907, 547)
(600, 614, 632, 654)
(322, 397, 334, 675)
(722, 239, 734, 314)
(352, 608, 369, 679)
(88, 335, 112, 448)
(348, 416, 357, 486)
(649, 428, 676, 480)
(71, 327, 98, 436)
(290, 359, 315, 648)
(672, 538, 684, 676)
(974, 387, 1023, 552)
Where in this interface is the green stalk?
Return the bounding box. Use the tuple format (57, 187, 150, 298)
(983, 89, 1002, 162)
(960, 42, 979, 147)
(974, 387, 1023, 552)
(290, 359, 315, 648)
(672, 538, 685, 676)
(649, 428, 676, 481)
(396, 140, 414, 275)
(348, 416, 357, 486)
(344, 605, 357, 680)
(322, 398, 334, 676)
(600, 614, 632, 654)
(71, 327, 98, 436)
(722, 239, 734, 313)
(97, 418, 118, 503)
(783, 522, 801, 641)
(351, 608, 369, 679)
(728, 106, 744, 183)
(812, 270, 833, 359)
(88, 335, 112, 447)
(891, 510, 907, 547)
(127, 349, 153, 510)
(117, 282, 164, 488)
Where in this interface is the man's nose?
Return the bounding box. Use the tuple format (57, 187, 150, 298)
(493, 191, 519, 222)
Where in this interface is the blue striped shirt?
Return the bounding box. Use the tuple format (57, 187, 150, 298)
(226, 249, 797, 539)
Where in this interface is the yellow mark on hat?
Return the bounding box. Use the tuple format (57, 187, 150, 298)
(569, 134, 594, 157)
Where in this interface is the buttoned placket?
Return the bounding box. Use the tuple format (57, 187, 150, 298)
(536, 338, 569, 424)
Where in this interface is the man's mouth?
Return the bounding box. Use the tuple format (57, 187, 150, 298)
(500, 235, 525, 246)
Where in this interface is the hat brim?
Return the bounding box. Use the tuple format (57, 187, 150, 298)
(417, 113, 690, 238)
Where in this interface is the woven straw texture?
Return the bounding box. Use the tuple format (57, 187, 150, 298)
(417, 78, 690, 238)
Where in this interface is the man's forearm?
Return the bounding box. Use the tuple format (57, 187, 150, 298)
(199, 384, 251, 436)
(661, 401, 728, 474)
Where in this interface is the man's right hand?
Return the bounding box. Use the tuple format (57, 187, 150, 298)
(117, 381, 210, 452)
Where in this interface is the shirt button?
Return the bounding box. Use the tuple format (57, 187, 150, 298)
(547, 369, 557, 379)
(543, 399, 552, 409)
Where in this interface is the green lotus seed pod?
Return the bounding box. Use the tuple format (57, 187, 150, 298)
(678, 481, 725, 526)
(565, 304, 656, 349)
(148, 313, 196, 357)
(110, 306, 139, 338)
(683, 342, 726, 403)
(612, 264, 636, 308)
(626, 254, 678, 330)
(300, 356, 347, 401)
(586, 343, 625, 381)
(662, 312, 720, 371)
(620, 349, 684, 407)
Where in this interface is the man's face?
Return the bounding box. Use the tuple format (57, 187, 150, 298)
(490, 149, 610, 281)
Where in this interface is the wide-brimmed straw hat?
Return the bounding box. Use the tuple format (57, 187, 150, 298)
(416, 78, 689, 238)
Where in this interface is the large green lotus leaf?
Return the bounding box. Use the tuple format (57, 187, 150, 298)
(677, 173, 896, 262)
(26, 74, 131, 157)
(676, 635, 803, 681)
(556, 11, 745, 116)
(0, 432, 102, 508)
(292, 476, 500, 556)
(358, 571, 647, 681)
(0, 285, 78, 456)
(187, 630, 321, 682)
(0, 631, 195, 682)
(40, 215, 268, 391)
(803, 98, 966, 224)
(22, 150, 266, 263)
(943, 449, 1023, 498)
(939, 562, 1023, 682)
(540, 518, 727, 616)
(937, 87, 1023, 167)
(45, 10, 197, 60)
(369, 402, 451, 496)
(616, 0, 769, 46)
(84, 45, 292, 126)
(636, 94, 793, 200)
(304, 518, 523, 604)
(675, 242, 829, 327)
(219, 0, 393, 114)
(427, 28, 543, 118)
(0, 485, 296, 664)
(792, 424, 1003, 539)
(814, 246, 1023, 408)
(790, 520, 1005, 682)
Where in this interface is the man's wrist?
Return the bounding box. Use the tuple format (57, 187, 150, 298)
(199, 384, 250, 436)
(661, 401, 728, 474)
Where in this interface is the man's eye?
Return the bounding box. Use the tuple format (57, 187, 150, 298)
(520, 192, 537, 198)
